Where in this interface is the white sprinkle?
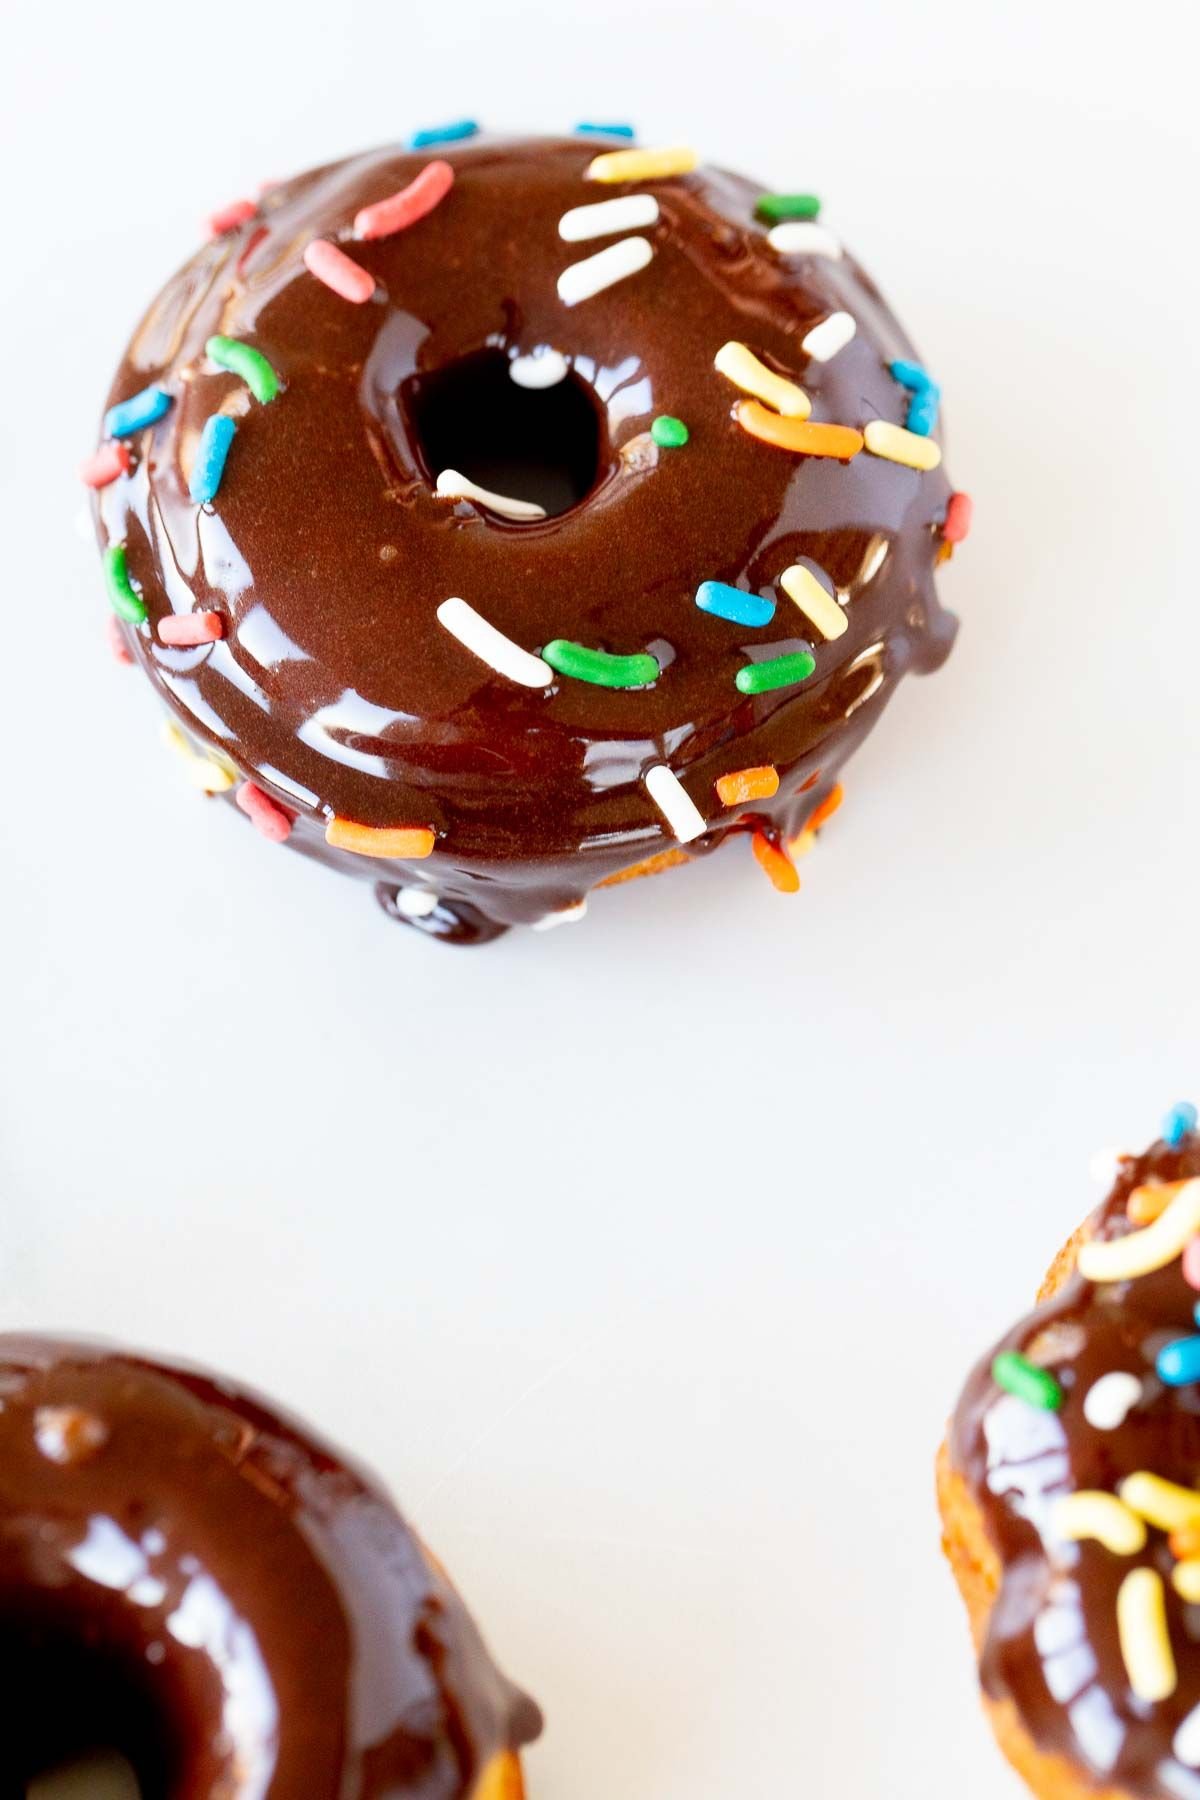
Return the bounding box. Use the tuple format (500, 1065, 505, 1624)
(396, 887, 439, 919)
(532, 900, 589, 930)
(645, 764, 706, 844)
(801, 310, 857, 362)
(557, 236, 654, 306)
(1175, 1704, 1200, 1767)
(1089, 1146, 1126, 1186)
(1083, 1372, 1143, 1432)
(559, 194, 660, 242)
(509, 349, 570, 389)
(436, 597, 553, 689)
(435, 469, 547, 522)
(767, 222, 843, 259)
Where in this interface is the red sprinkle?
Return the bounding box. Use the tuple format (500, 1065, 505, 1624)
(207, 197, 257, 237)
(1183, 1236, 1200, 1291)
(942, 491, 973, 544)
(106, 615, 134, 665)
(236, 781, 293, 843)
(354, 159, 455, 240)
(79, 442, 132, 488)
(303, 239, 376, 304)
(158, 611, 225, 648)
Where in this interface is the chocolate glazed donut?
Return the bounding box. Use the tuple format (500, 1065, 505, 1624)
(88, 129, 965, 942)
(0, 1336, 539, 1797)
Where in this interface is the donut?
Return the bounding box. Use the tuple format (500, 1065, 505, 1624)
(0, 1334, 540, 1796)
(939, 1102, 1200, 1798)
(87, 123, 966, 943)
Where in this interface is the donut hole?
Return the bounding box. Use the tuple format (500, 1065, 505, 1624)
(406, 348, 603, 517)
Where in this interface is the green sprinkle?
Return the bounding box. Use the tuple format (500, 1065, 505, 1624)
(651, 415, 689, 448)
(735, 650, 816, 695)
(991, 1351, 1064, 1411)
(206, 335, 281, 405)
(103, 545, 147, 625)
(755, 192, 822, 224)
(543, 640, 660, 689)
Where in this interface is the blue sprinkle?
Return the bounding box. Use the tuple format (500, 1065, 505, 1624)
(1193, 1300, 1200, 1329)
(574, 122, 636, 138)
(104, 385, 173, 440)
(189, 415, 237, 506)
(1157, 1336, 1200, 1386)
(889, 358, 941, 437)
(410, 119, 479, 148)
(1164, 1101, 1199, 1147)
(695, 581, 776, 628)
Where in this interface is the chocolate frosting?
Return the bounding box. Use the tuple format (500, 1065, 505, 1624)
(93, 132, 958, 936)
(0, 1335, 539, 1795)
(950, 1135, 1200, 1795)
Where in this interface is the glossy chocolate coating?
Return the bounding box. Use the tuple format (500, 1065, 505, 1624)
(951, 1136, 1200, 1795)
(94, 133, 958, 936)
(0, 1335, 539, 1795)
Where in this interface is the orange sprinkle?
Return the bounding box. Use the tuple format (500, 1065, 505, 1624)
(716, 765, 780, 806)
(1170, 1522, 1200, 1562)
(325, 819, 436, 859)
(751, 830, 800, 893)
(1127, 1180, 1190, 1226)
(735, 400, 863, 459)
(805, 783, 845, 834)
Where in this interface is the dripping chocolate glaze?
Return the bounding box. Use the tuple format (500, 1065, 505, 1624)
(951, 1141, 1200, 1796)
(94, 134, 958, 936)
(0, 1335, 539, 1795)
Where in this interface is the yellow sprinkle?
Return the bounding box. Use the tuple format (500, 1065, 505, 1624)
(1053, 1492, 1147, 1557)
(586, 145, 698, 184)
(1173, 1561, 1200, 1604)
(1118, 1472, 1200, 1534)
(863, 419, 943, 471)
(161, 719, 236, 793)
(1077, 1180, 1200, 1283)
(779, 564, 848, 640)
(1117, 1567, 1177, 1702)
(714, 342, 811, 419)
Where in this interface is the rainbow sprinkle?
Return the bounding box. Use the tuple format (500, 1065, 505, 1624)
(410, 119, 479, 148)
(801, 311, 857, 362)
(735, 402, 863, 460)
(1164, 1101, 1198, 1147)
(542, 640, 659, 689)
(207, 196, 257, 237)
(735, 650, 816, 695)
(991, 1350, 1064, 1410)
(645, 764, 706, 843)
(755, 192, 821, 223)
(159, 610, 224, 648)
(103, 545, 146, 624)
(206, 336, 281, 404)
(651, 415, 689, 448)
(1156, 1336, 1200, 1386)
(558, 237, 653, 304)
(714, 342, 810, 418)
(326, 820, 436, 858)
(303, 240, 376, 304)
(1117, 1567, 1176, 1702)
(751, 830, 800, 893)
(354, 160, 455, 240)
(236, 780, 293, 843)
(585, 145, 697, 184)
(889, 358, 941, 437)
(779, 564, 848, 641)
(695, 581, 775, 628)
(104, 385, 172, 440)
(189, 416, 237, 505)
(863, 419, 942, 471)
(79, 442, 132, 488)
(716, 766, 779, 805)
(574, 122, 635, 138)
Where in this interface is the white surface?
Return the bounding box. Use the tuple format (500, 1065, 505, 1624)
(1, 3, 1198, 1796)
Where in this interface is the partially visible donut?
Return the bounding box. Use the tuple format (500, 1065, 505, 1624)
(88, 124, 966, 942)
(940, 1104, 1200, 1799)
(0, 1335, 540, 1796)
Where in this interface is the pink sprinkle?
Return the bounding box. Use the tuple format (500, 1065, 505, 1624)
(236, 780, 294, 843)
(159, 611, 225, 648)
(303, 239, 376, 304)
(79, 442, 132, 488)
(106, 615, 134, 666)
(207, 197, 258, 237)
(1183, 1236, 1200, 1291)
(943, 491, 973, 545)
(354, 159, 455, 241)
